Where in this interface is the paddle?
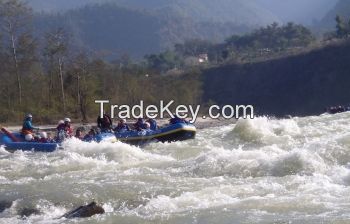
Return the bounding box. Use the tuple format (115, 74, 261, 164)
(0, 126, 20, 142)
(38, 127, 57, 132)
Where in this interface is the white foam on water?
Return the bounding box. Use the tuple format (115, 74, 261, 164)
(0, 145, 10, 156)
(2, 113, 350, 223)
(136, 186, 240, 218)
(231, 117, 301, 146)
(61, 138, 175, 167)
(176, 145, 328, 179)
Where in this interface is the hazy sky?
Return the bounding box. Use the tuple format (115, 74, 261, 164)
(28, 0, 338, 25)
(255, 0, 338, 25)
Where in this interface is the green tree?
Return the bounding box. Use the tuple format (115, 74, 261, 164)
(175, 39, 213, 57)
(145, 51, 182, 73)
(335, 15, 349, 38)
(0, 0, 33, 107)
(224, 23, 314, 52)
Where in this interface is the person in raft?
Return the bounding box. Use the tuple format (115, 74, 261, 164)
(57, 118, 74, 141)
(146, 118, 158, 131)
(134, 118, 148, 131)
(21, 114, 40, 136)
(169, 114, 189, 125)
(83, 129, 96, 142)
(114, 119, 130, 133)
(75, 129, 84, 140)
(38, 132, 55, 143)
(97, 113, 113, 133)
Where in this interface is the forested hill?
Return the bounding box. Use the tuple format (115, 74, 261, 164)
(317, 0, 350, 30)
(29, 0, 279, 26)
(27, 0, 344, 58)
(254, 0, 336, 25)
(102, 0, 280, 26)
(202, 40, 350, 117)
(33, 1, 271, 58)
(33, 4, 163, 58)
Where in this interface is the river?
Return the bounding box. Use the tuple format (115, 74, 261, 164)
(1, 113, 350, 223)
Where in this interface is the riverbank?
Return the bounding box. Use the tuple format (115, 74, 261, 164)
(202, 39, 350, 117)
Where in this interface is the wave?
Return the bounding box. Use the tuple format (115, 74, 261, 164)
(229, 117, 301, 146)
(2, 113, 350, 223)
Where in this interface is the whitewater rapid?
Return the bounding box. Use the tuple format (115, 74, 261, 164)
(1, 113, 350, 223)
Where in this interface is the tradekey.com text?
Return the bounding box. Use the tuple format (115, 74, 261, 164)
(96, 100, 254, 123)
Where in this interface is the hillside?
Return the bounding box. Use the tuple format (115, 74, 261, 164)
(28, 0, 280, 26)
(33, 4, 163, 58)
(202, 40, 350, 117)
(318, 0, 350, 30)
(28, 0, 283, 58)
(254, 0, 336, 25)
(149, 0, 279, 26)
(32, 3, 257, 58)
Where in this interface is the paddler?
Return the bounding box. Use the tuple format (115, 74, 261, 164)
(114, 119, 130, 133)
(21, 114, 40, 136)
(57, 118, 73, 141)
(97, 112, 113, 133)
(169, 114, 188, 125)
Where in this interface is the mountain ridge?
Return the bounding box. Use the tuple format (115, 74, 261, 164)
(32, 1, 278, 58)
(318, 0, 350, 29)
(28, 0, 280, 26)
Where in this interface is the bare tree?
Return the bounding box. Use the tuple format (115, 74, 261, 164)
(0, 0, 32, 106)
(72, 53, 89, 123)
(44, 28, 68, 113)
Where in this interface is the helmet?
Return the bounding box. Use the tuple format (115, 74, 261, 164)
(120, 119, 126, 123)
(145, 122, 151, 129)
(40, 132, 47, 139)
(26, 114, 33, 119)
(25, 134, 33, 141)
(64, 118, 71, 123)
(58, 120, 64, 125)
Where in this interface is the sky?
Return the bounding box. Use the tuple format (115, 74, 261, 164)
(255, 0, 338, 25)
(27, 0, 339, 26)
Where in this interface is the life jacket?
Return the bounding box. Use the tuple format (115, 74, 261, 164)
(57, 123, 73, 138)
(83, 134, 95, 142)
(64, 125, 73, 136)
(21, 129, 33, 135)
(22, 120, 34, 135)
(148, 119, 157, 130)
(101, 115, 111, 127)
(115, 123, 129, 132)
(170, 117, 186, 125)
(134, 120, 147, 131)
(57, 123, 65, 131)
(39, 138, 48, 143)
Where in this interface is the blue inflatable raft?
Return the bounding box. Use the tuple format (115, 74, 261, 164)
(0, 132, 117, 152)
(0, 133, 59, 152)
(115, 123, 196, 144)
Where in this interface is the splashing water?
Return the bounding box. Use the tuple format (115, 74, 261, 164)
(1, 113, 350, 223)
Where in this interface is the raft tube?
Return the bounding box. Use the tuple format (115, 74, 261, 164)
(0, 132, 117, 152)
(0, 133, 59, 152)
(114, 123, 196, 144)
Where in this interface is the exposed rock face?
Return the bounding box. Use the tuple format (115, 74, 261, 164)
(63, 202, 105, 219)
